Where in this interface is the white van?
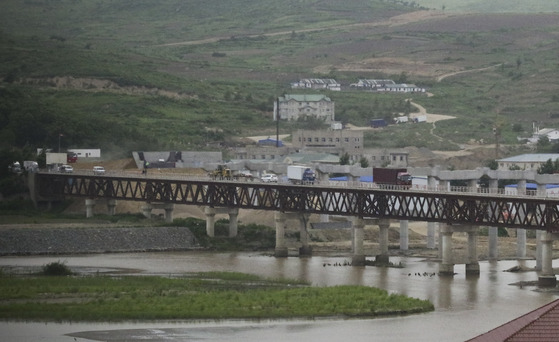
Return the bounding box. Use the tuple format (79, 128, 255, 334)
(93, 166, 105, 175)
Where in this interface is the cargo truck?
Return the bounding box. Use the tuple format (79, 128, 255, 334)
(287, 165, 316, 184)
(372, 168, 412, 186)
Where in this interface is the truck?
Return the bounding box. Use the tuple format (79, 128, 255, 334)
(66, 152, 78, 163)
(372, 168, 412, 187)
(288, 165, 316, 184)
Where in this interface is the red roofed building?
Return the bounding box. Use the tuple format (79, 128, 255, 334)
(466, 299, 559, 342)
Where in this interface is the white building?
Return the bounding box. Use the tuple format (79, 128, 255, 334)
(496, 153, 559, 171)
(290, 79, 341, 91)
(68, 149, 101, 158)
(276, 94, 335, 123)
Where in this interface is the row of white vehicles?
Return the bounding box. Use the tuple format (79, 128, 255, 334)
(56, 165, 105, 175)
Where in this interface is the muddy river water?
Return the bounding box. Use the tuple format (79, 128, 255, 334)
(1, 251, 558, 341)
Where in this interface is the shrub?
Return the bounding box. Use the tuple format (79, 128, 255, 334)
(41, 261, 73, 276)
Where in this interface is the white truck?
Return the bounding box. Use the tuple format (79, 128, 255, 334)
(287, 165, 316, 184)
(46, 153, 67, 165)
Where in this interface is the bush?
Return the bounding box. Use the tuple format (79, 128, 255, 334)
(41, 261, 73, 276)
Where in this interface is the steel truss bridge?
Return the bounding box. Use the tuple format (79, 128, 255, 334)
(36, 173, 559, 231)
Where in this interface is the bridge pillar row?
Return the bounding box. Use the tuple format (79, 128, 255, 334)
(538, 231, 557, 287)
(375, 219, 390, 265)
(274, 212, 288, 258)
(426, 176, 438, 250)
(352, 217, 366, 266)
(439, 224, 455, 276)
(85, 199, 96, 218)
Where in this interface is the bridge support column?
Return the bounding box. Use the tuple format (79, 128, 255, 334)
(228, 208, 239, 238)
(466, 226, 480, 275)
(536, 230, 543, 271)
(142, 203, 153, 219)
(352, 217, 366, 266)
(274, 212, 288, 258)
(298, 213, 312, 257)
(205, 207, 216, 237)
(538, 231, 557, 287)
(516, 229, 527, 258)
(375, 219, 390, 265)
(163, 203, 174, 223)
(427, 176, 439, 250)
(488, 226, 498, 260)
(427, 222, 437, 249)
(439, 224, 454, 276)
(536, 184, 547, 271)
(85, 199, 96, 218)
(400, 220, 408, 251)
(107, 199, 117, 216)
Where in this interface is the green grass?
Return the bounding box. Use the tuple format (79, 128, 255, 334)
(0, 272, 434, 321)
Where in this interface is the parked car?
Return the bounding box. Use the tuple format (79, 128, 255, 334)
(260, 174, 278, 183)
(58, 164, 73, 173)
(92, 166, 105, 175)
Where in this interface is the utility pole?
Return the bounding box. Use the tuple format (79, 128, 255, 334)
(275, 97, 280, 148)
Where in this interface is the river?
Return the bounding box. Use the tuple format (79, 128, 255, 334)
(1, 251, 558, 341)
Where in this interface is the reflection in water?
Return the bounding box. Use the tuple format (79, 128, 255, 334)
(0, 252, 558, 342)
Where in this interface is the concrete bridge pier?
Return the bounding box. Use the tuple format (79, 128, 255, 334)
(427, 222, 437, 249)
(107, 199, 117, 216)
(465, 226, 480, 275)
(439, 224, 455, 275)
(274, 212, 288, 258)
(204, 207, 240, 237)
(400, 220, 409, 251)
(538, 231, 557, 287)
(375, 219, 390, 265)
(142, 202, 174, 223)
(297, 213, 312, 257)
(516, 179, 527, 258)
(85, 199, 96, 218)
(440, 224, 480, 276)
(352, 217, 366, 266)
(488, 226, 498, 260)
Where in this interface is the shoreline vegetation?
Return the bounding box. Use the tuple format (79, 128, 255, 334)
(0, 268, 434, 322)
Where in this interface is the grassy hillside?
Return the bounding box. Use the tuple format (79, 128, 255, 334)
(416, 0, 559, 13)
(1, 0, 559, 160)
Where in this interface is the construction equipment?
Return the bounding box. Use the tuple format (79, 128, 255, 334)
(209, 164, 233, 180)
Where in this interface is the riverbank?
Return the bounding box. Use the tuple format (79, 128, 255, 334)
(0, 226, 199, 255)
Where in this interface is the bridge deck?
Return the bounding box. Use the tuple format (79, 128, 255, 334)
(36, 173, 559, 231)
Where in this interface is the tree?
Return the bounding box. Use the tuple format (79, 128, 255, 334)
(340, 152, 350, 165)
(485, 159, 498, 170)
(538, 158, 559, 174)
(359, 157, 369, 168)
(537, 136, 551, 152)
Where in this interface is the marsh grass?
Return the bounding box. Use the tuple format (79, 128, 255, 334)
(0, 271, 433, 321)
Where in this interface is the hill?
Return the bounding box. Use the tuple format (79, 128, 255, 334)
(0, 0, 558, 161)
